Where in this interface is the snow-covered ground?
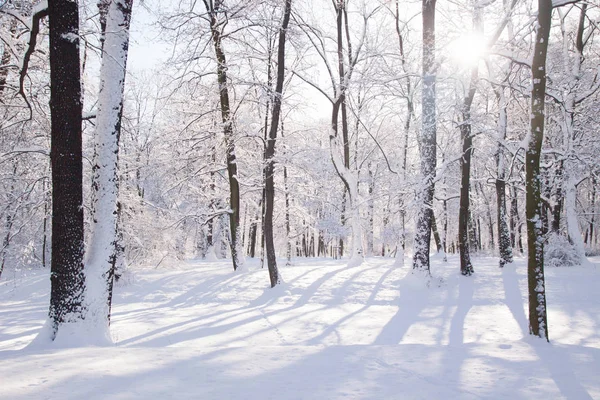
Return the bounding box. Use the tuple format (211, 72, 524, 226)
(1, 255, 599, 399)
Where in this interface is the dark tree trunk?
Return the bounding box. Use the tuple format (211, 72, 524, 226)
(413, 0, 437, 272)
(264, 0, 292, 287)
(510, 185, 518, 248)
(458, 65, 478, 276)
(431, 213, 442, 253)
(526, 0, 551, 340)
(551, 161, 563, 232)
(248, 199, 261, 258)
(496, 178, 513, 266)
(395, 0, 415, 265)
(207, 0, 242, 271)
(494, 88, 513, 267)
(48, 0, 86, 337)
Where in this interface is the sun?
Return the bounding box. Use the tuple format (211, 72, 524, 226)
(449, 33, 487, 68)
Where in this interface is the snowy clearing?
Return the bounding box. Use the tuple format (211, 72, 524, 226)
(1, 256, 599, 399)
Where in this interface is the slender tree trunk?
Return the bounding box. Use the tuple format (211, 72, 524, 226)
(559, 4, 587, 263)
(589, 176, 596, 246)
(207, 0, 242, 271)
(494, 87, 514, 267)
(206, 140, 218, 260)
(565, 175, 585, 261)
(47, 0, 86, 338)
(413, 0, 437, 273)
(329, 1, 363, 267)
(282, 129, 292, 266)
(367, 164, 375, 257)
(458, 71, 477, 276)
(339, 190, 346, 259)
(263, 0, 292, 287)
(248, 201, 260, 258)
(431, 213, 442, 253)
(42, 174, 49, 269)
(551, 162, 563, 232)
(394, 0, 415, 267)
(526, 0, 551, 340)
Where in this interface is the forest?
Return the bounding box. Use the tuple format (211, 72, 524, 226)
(0, 0, 599, 397)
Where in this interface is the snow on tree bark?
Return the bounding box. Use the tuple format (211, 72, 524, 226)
(413, 0, 437, 273)
(326, 0, 365, 268)
(555, 4, 587, 265)
(526, 0, 551, 341)
(85, 0, 133, 337)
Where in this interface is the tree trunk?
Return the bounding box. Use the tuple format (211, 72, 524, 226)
(589, 176, 596, 246)
(495, 167, 513, 265)
(551, 162, 563, 232)
(565, 175, 585, 261)
(494, 87, 514, 267)
(526, 0, 551, 340)
(42, 174, 49, 269)
(47, 0, 86, 338)
(207, 0, 242, 271)
(263, 0, 292, 287)
(248, 201, 260, 258)
(86, 0, 133, 332)
(431, 212, 442, 253)
(329, 1, 363, 267)
(458, 69, 477, 276)
(367, 164, 375, 257)
(0, 162, 18, 280)
(413, 0, 437, 273)
(282, 129, 292, 266)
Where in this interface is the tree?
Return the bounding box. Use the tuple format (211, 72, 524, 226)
(413, 0, 437, 273)
(457, 51, 478, 277)
(47, 0, 86, 339)
(526, 0, 552, 340)
(263, 0, 292, 287)
(85, 0, 133, 332)
(204, 0, 243, 272)
(494, 82, 514, 268)
(548, 3, 596, 265)
(456, 3, 486, 277)
(294, 0, 372, 267)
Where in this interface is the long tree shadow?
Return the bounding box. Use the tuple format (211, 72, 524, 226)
(373, 271, 433, 345)
(442, 274, 474, 394)
(502, 266, 595, 399)
(448, 275, 474, 346)
(117, 263, 352, 347)
(306, 264, 398, 345)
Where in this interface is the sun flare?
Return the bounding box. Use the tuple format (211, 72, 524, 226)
(449, 33, 487, 67)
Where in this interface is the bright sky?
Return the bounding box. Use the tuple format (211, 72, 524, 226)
(127, 0, 168, 72)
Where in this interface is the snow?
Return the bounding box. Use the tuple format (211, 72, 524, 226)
(1, 256, 599, 399)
